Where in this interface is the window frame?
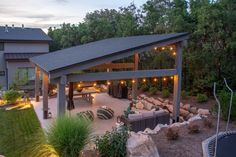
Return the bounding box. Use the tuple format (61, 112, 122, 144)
(0, 42, 4, 51)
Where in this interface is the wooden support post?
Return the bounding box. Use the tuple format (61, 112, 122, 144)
(57, 75, 66, 117)
(173, 42, 183, 122)
(132, 53, 139, 99)
(42, 72, 49, 119)
(35, 65, 40, 102)
(67, 82, 74, 110)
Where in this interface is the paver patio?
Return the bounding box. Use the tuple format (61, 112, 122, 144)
(32, 93, 130, 135)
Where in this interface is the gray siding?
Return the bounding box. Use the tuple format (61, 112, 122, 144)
(4, 43, 49, 53)
(6, 61, 35, 88)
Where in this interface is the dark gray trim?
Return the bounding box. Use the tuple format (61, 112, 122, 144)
(51, 69, 177, 83)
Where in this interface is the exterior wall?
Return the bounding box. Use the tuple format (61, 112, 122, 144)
(0, 42, 49, 89)
(6, 61, 35, 88)
(4, 42, 49, 53)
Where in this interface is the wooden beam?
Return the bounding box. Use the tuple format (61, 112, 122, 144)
(173, 42, 183, 122)
(49, 36, 189, 78)
(42, 72, 49, 119)
(132, 53, 139, 99)
(35, 65, 40, 102)
(57, 75, 66, 117)
(90, 63, 134, 70)
(62, 69, 177, 82)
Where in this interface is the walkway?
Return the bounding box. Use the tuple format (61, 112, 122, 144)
(32, 93, 130, 135)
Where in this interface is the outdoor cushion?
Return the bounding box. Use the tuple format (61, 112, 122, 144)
(128, 113, 142, 120)
(142, 111, 154, 118)
(97, 107, 114, 120)
(154, 110, 166, 116)
(135, 102, 144, 110)
(77, 110, 94, 121)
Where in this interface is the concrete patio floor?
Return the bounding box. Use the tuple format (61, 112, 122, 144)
(32, 93, 130, 135)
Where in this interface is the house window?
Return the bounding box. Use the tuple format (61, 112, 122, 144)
(16, 67, 35, 82)
(0, 42, 4, 51)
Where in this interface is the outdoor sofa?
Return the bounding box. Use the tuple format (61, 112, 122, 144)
(120, 110, 170, 132)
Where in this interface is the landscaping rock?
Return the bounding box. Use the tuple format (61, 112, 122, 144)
(188, 114, 202, 122)
(153, 99, 162, 106)
(127, 133, 160, 157)
(154, 124, 169, 132)
(180, 108, 190, 118)
(157, 97, 164, 102)
(197, 109, 210, 115)
(186, 113, 194, 120)
(183, 104, 191, 111)
(180, 102, 184, 107)
(189, 107, 198, 114)
(164, 99, 169, 104)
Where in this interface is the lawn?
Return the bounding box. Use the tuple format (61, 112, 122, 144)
(0, 106, 43, 157)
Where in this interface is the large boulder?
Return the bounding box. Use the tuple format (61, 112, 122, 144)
(127, 133, 160, 157)
(197, 109, 210, 115)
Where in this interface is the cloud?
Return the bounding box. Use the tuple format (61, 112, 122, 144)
(55, 0, 68, 3)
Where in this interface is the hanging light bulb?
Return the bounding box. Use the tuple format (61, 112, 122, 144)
(169, 46, 173, 51)
(107, 81, 111, 85)
(120, 80, 124, 85)
(142, 78, 146, 83)
(154, 47, 157, 50)
(173, 52, 176, 56)
(78, 84, 81, 88)
(93, 82, 97, 87)
(161, 47, 165, 50)
(132, 80, 135, 83)
(163, 77, 167, 81)
(153, 78, 157, 82)
(171, 76, 174, 80)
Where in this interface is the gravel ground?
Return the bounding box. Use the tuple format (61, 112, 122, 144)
(151, 116, 236, 157)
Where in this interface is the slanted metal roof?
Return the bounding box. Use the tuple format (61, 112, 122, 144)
(30, 32, 189, 74)
(0, 26, 52, 42)
(4, 53, 46, 61)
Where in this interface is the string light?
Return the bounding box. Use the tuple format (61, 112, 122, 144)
(142, 78, 146, 83)
(173, 52, 176, 56)
(161, 47, 165, 50)
(153, 78, 157, 82)
(154, 47, 157, 50)
(171, 76, 174, 80)
(163, 77, 167, 81)
(120, 81, 124, 85)
(107, 81, 111, 85)
(169, 46, 173, 51)
(78, 84, 81, 88)
(132, 80, 135, 83)
(93, 83, 97, 87)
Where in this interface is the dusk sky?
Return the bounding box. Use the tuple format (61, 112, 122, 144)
(0, 0, 147, 32)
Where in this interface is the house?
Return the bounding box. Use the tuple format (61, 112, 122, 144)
(0, 25, 52, 90)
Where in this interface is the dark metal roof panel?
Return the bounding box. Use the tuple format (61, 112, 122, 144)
(4, 53, 46, 60)
(30, 32, 189, 72)
(0, 26, 52, 42)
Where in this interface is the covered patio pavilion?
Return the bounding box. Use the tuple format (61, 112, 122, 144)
(30, 32, 189, 122)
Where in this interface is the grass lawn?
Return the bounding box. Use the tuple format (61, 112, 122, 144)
(0, 106, 43, 157)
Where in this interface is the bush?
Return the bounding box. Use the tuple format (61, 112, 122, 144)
(188, 122, 200, 134)
(196, 94, 208, 103)
(149, 87, 158, 95)
(47, 116, 92, 157)
(203, 118, 213, 128)
(218, 90, 236, 120)
(162, 89, 170, 98)
(181, 90, 189, 99)
(2, 90, 22, 104)
(166, 127, 179, 140)
(140, 84, 150, 92)
(96, 127, 129, 157)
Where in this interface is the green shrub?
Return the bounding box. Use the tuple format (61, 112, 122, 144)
(149, 87, 158, 95)
(196, 93, 208, 103)
(140, 84, 150, 92)
(96, 127, 129, 157)
(47, 116, 92, 157)
(162, 89, 170, 98)
(181, 90, 189, 99)
(2, 90, 22, 104)
(218, 90, 236, 120)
